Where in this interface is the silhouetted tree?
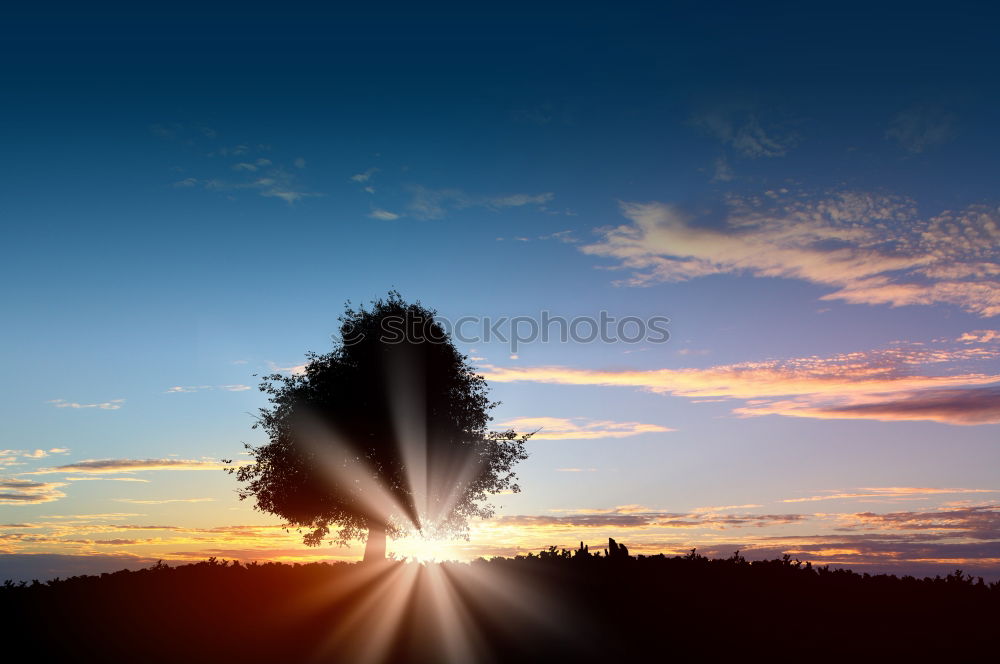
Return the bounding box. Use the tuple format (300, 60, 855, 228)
(229, 292, 530, 561)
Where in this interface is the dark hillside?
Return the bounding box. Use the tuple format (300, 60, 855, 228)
(3, 545, 997, 662)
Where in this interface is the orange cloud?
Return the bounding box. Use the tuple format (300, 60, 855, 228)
(481, 343, 1000, 425)
(0, 479, 66, 504)
(500, 416, 673, 440)
(32, 458, 243, 474)
(782, 487, 998, 503)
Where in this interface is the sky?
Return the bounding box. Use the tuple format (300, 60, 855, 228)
(3, 3, 1000, 581)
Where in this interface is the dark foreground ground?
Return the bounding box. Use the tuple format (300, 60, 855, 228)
(3, 546, 998, 662)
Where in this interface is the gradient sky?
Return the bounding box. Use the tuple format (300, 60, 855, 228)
(3, 4, 1000, 581)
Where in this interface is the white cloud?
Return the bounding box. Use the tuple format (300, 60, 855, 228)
(177, 163, 319, 205)
(369, 208, 400, 221)
(267, 361, 308, 376)
(165, 385, 251, 393)
(48, 399, 124, 410)
(407, 186, 554, 220)
(500, 416, 674, 440)
(350, 168, 378, 183)
(583, 191, 1000, 317)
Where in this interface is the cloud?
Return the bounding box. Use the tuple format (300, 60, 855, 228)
(958, 330, 1000, 343)
(268, 361, 308, 376)
(500, 416, 673, 440)
(886, 107, 956, 153)
(481, 341, 1000, 425)
(350, 168, 378, 183)
(538, 230, 579, 243)
(0, 479, 66, 504)
(782, 487, 998, 503)
(511, 102, 556, 125)
(407, 186, 554, 220)
(165, 385, 251, 393)
(711, 156, 734, 182)
(690, 504, 763, 513)
(180, 165, 319, 205)
(31, 459, 237, 475)
(743, 385, 1000, 425)
(841, 504, 1000, 540)
(583, 191, 1000, 317)
(157, 125, 316, 204)
(368, 208, 401, 221)
(48, 399, 124, 410)
(114, 498, 215, 504)
(693, 107, 796, 158)
(0, 448, 70, 466)
(494, 507, 805, 530)
(39, 513, 143, 520)
(63, 477, 150, 483)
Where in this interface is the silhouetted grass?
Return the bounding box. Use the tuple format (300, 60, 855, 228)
(3, 544, 997, 662)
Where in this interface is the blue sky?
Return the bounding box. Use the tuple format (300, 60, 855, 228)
(3, 3, 1000, 580)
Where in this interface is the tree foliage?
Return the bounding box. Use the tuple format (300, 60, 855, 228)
(229, 292, 529, 547)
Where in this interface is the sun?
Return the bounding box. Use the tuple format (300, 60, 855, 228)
(391, 536, 447, 563)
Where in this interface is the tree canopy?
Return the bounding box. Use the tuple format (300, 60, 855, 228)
(229, 292, 529, 558)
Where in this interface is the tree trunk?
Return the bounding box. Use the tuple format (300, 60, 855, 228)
(363, 521, 386, 563)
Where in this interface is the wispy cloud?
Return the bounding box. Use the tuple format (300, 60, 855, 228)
(692, 106, 796, 158)
(0, 448, 70, 467)
(63, 477, 150, 483)
(841, 504, 1000, 540)
(157, 125, 319, 204)
(267, 361, 308, 376)
(782, 487, 998, 503)
(583, 191, 1000, 317)
(743, 385, 1000, 425)
(495, 507, 804, 530)
(886, 106, 956, 153)
(958, 330, 1000, 343)
(368, 208, 400, 221)
(48, 399, 124, 410)
(500, 416, 673, 440)
(350, 168, 378, 183)
(0, 479, 67, 504)
(407, 186, 554, 220)
(114, 498, 215, 505)
(165, 385, 251, 393)
(481, 341, 1000, 425)
(30, 459, 238, 475)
